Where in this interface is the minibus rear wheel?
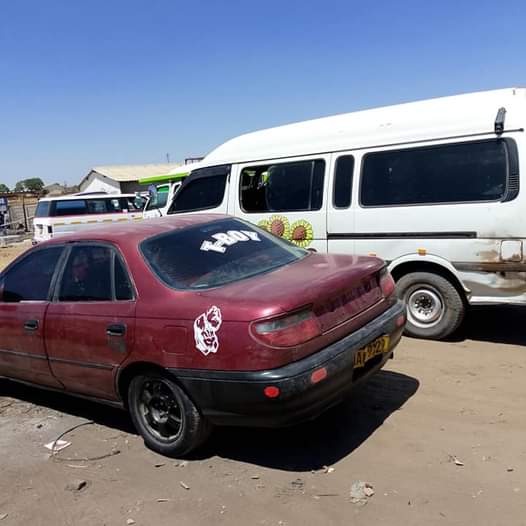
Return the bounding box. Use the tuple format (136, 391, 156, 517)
(396, 272, 465, 340)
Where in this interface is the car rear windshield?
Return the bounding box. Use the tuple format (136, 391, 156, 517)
(140, 218, 307, 290)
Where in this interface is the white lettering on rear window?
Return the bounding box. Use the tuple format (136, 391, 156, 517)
(200, 230, 261, 254)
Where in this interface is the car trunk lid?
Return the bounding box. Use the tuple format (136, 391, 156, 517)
(200, 253, 385, 327)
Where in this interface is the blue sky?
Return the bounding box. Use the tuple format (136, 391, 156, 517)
(1, 0, 525, 187)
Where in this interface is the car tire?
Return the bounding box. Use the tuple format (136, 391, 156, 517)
(396, 272, 465, 340)
(128, 371, 212, 457)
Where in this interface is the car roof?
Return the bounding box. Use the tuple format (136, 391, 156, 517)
(38, 193, 137, 202)
(42, 214, 231, 247)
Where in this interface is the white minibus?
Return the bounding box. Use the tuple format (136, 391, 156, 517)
(166, 88, 526, 339)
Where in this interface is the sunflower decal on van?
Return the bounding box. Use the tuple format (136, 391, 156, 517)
(290, 219, 314, 248)
(258, 215, 314, 248)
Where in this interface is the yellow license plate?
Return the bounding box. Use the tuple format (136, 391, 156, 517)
(353, 336, 390, 369)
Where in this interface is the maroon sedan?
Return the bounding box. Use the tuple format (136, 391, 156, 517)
(0, 215, 405, 456)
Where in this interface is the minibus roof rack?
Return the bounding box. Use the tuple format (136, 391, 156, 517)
(495, 107, 506, 135)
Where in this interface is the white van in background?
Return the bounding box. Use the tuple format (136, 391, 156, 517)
(140, 162, 202, 218)
(142, 182, 180, 218)
(167, 88, 526, 339)
(33, 193, 144, 243)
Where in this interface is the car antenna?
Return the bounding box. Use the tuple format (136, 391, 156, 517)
(494, 107, 506, 135)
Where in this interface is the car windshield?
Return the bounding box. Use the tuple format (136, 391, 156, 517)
(145, 191, 169, 211)
(35, 201, 52, 217)
(140, 218, 307, 290)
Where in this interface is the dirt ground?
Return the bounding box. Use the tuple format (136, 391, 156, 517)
(1, 244, 526, 525)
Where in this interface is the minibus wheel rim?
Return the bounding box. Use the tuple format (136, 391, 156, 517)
(406, 287, 444, 328)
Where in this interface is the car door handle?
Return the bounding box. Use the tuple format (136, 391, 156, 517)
(24, 319, 39, 332)
(106, 323, 126, 337)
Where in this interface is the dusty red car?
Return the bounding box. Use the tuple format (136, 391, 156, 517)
(0, 215, 405, 456)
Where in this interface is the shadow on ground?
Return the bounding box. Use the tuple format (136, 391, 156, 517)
(0, 380, 135, 434)
(1, 369, 419, 471)
(453, 305, 526, 346)
(200, 370, 419, 470)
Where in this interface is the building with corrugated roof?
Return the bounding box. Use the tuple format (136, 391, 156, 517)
(79, 163, 178, 194)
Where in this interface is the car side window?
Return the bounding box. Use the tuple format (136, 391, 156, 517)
(114, 255, 134, 300)
(86, 199, 107, 214)
(59, 246, 113, 302)
(54, 199, 88, 216)
(1, 247, 63, 302)
(108, 198, 123, 212)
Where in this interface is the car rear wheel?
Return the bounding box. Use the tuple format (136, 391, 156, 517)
(396, 272, 465, 340)
(128, 372, 211, 457)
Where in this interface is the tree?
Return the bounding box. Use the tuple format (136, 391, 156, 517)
(14, 178, 45, 192)
(0, 184, 9, 193)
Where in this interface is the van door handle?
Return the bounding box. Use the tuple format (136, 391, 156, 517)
(106, 323, 126, 337)
(24, 319, 39, 332)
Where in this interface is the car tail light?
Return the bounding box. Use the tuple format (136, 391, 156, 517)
(379, 268, 396, 297)
(251, 308, 321, 348)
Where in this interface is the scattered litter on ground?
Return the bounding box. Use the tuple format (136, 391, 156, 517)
(126, 519, 135, 525)
(154, 463, 165, 468)
(251, 475, 260, 480)
(65, 479, 88, 492)
(0, 513, 8, 521)
(44, 440, 71, 453)
(507, 467, 514, 472)
(157, 498, 169, 503)
(350, 481, 375, 505)
(448, 455, 464, 466)
(47, 421, 121, 462)
(180, 481, 190, 490)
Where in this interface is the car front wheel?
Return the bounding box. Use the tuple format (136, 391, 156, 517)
(128, 372, 211, 457)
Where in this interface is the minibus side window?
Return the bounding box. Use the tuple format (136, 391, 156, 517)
(361, 140, 509, 207)
(333, 156, 354, 208)
(54, 200, 88, 216)
(240, 159, 325, 213)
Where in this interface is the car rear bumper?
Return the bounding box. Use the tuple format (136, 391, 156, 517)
(171, 300, 406, 427)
